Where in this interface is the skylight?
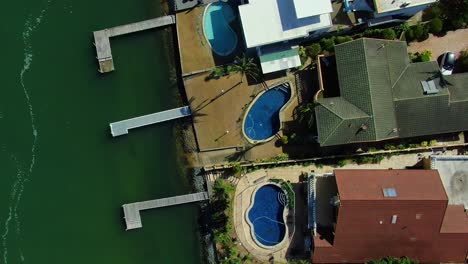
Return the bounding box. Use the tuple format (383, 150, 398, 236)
(383, 188, 398, 197)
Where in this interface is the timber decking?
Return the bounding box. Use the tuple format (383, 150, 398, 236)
(109, 106, 191, 137)
(93, 15, 175, 73)
(122, 192, 209, 230)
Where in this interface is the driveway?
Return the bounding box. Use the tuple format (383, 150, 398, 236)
(408, 28, 468, 60)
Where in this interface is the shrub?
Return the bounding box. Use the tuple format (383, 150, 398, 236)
(405, 28, 415, 42)
(408, 52, 418, 62)
(381, 28, 396, 40)
(420, 49, 432, 62)
(459, 49, 468, 72)
(363, 28, 382, 38)
(299, 46, 308, 65)
(357, 156, 373, 164)
(320, 38, 335, 52)
(335, 35, 353, 44)
(231, 162, 242, 175)
(374, 155, 385, 163)
(338, 159, 347, 167)
(305, 43, 322, 59)
(397, 144, 406, 150)
(428, 5, 442, 19)
(449, 17, 466, 29)
(281, 135, 289, 145)
(429, 140, 438, 146)
(412, 24, 424, 40)
(430, 17, 443, 33)
(421, 141, 428, 147)
(368, 147, 378, 152)
(384, 144, 396, 150)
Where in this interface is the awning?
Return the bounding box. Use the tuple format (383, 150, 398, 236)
(259, 46, 301, 74)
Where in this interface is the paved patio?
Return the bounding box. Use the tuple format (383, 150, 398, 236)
(408, 28, 468, 65)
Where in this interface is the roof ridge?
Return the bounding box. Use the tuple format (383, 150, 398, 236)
(319, 97, 370, 119)
(318, 98, 345, 119)
(316, 105, 344, 145)
(362, 38, 378, 139)
(321, 119, 345, 145)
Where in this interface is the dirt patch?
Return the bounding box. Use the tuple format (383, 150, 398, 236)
(176, 6, 216, 74)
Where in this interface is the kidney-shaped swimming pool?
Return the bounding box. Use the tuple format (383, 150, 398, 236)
(247, 184, 287, 247)
(243, 83, 291, 142)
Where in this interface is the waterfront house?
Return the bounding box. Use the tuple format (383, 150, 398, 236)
(309, 169, 468, 263)
(314, 38, 468, 146)
(238, 0, 333, 74)
(344, 0, 437, 26)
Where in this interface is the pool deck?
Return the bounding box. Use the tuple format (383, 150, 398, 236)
(176, 6, 215, 75)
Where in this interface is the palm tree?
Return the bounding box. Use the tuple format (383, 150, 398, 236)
(298, 102, 317, 128)
(231, 54, 260, 83)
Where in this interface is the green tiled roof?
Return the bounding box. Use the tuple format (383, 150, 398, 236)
(315, 98, 371, 146)
(446, 73, 468, 102)
(259, 48, 299, 63)
(315, 38, 468, 146)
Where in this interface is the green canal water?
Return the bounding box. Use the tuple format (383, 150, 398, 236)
(0, 0, 203, 263)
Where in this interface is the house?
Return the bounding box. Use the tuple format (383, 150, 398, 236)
(238, 0, 333, 74)
(345, 0, 437, 26)
(308, 169, 468, 263)
(314, 38, 468, 146)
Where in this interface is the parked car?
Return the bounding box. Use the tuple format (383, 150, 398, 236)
(440, 51, 456, 75)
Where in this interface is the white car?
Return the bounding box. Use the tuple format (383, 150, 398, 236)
(440, 51, 456, 75)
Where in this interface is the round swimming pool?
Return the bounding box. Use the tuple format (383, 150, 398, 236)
(243, 83, 291, 142)
(247, 184, 287, 248)
(203, 2, 238, 56)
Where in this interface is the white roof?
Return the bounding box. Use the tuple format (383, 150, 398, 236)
(431, 155, 468, 209)
(261, 55, 301, 73)
(260, 52, 301, 74)
(239, 0, 332, 48)
(373, 0, 436, 14)
(294, 0, 333, 19)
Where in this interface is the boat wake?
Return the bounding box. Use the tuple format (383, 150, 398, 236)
(1, 1, 51, 263)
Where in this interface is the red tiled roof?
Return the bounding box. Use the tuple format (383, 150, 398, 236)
(441, 205, 468, 234)
(335, 169, 448, 201)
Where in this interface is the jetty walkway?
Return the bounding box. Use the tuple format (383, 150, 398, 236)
(123, 192, 209, 230)
(93, 15, 175, 73)
(110, 106, 191, 137)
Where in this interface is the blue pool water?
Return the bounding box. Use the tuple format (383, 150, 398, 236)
(203, 2, 238, 56)
(244, 84, 291, 141)
(248, 184, 287, 247)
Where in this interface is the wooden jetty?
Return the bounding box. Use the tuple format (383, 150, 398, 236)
(122, 192, 209, 230)
(109, 106, 191, 137)
(93, 15, 176, 73)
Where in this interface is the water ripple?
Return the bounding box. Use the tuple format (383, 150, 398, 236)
(1, 1, 52, 263)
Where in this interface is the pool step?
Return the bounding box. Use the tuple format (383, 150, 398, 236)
(278, 192, 287, 207)
(273, 82, 289, 93)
